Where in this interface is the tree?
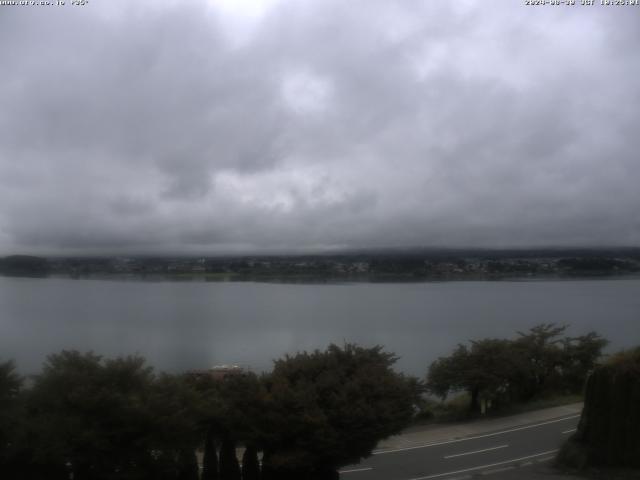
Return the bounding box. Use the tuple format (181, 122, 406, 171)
(0, 360, 21, 399)
(148, 373, 204, 478)
(22, 351, 203, 479)
(465, 339, 520, 412)
(176, 449, 199, 480)
(241, 445, 260, 480)
(561, 332, 608, 393)
(427, 340, 518, 413)
(201, 427, 219, 480)
(513, 324, 569, 399)
(426, 346, 465, 401)
(426, 324, 609, 413)
(188, 369, 265, 480)
(184, 369, 225, 479)
(0, 360, 23, 475)
(217, 372, 266, 448)
(558, 347, 640, 469)
(25, 350, 121, 479)
(219, 437, 241, 480)
(260, 344, 417, 479)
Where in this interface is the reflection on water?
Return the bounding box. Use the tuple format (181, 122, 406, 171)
(1, 277, 639, 375)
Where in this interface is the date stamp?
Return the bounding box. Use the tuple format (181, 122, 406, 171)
(0, 0, 89, 6)
(525, 0, 639, 5)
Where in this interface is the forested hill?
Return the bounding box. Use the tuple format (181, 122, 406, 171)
(0, 255, 49, 276)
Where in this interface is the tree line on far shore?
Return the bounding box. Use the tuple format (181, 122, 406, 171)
(0, 324, 608, 479)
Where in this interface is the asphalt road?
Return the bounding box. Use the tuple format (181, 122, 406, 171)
(339, 414, 580, 480)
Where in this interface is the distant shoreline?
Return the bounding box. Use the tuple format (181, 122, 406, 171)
(3, 271, 640, 285)
(2, 250, 639, 283)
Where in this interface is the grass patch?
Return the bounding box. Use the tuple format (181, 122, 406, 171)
(413, 393, 473, 424)
(413, 393, 583, 426)
(488, 393, 583, 417)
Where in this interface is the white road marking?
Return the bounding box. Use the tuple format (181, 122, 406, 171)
(373, 415, 579, 455)
(407, 449, 558, 480)
(480, 466, 515, 475)
(339, 467, 373, 474)
(562, 428, 577, 434)
(444, 444, 509, 459)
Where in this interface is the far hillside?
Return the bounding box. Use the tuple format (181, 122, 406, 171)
(0, 255, 49, 276)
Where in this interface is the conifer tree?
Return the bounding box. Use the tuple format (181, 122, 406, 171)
(241, 444, 260, 480)
(177, 449, 199, 480)
(202, 428, 219, 480)
(219, 437, 241, 480)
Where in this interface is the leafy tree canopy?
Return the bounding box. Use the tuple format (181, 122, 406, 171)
(427, 324, 608, 412)
(22, 351, 202, 480)
(261, 343, 418, 475)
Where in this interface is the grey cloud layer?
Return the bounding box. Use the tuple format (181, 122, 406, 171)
(1, 0, 639, 254)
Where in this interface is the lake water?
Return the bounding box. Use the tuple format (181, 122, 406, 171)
(1, 277, 638, 376)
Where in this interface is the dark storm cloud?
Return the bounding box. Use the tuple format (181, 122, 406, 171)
(1, 0, 639, 254)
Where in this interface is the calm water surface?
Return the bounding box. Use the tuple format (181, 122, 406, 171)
(1, 277, 638, 375)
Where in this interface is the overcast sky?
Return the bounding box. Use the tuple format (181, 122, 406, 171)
(1, 0, 639, 255)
